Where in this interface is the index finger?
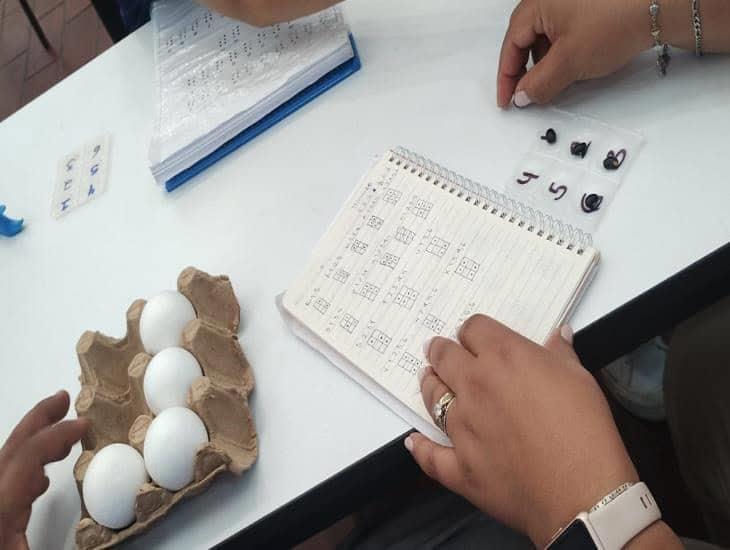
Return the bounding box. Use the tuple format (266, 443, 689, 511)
(26, 418, 89, 466)
(425, 337, 475, 393)
(3, 391, 70, 455)
(458, 314, 526, 358)
(497, 2, 538, 107)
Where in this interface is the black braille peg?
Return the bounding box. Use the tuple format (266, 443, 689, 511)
(570, 141, 591, 158)
(603, 148, 626, 170)
(540, 128, 557, 144)
(581, 193, 603, 213)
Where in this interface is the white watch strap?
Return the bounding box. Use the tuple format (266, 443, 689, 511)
(588, 482, 661, 549)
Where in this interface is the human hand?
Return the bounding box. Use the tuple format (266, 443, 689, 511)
(405, 316, 639, 547)
(497, 0, 654, 108)
(201, 0, 342, 27)
(0, 391, 88, 550)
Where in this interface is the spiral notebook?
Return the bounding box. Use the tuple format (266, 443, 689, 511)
(280, 148, 600, 443)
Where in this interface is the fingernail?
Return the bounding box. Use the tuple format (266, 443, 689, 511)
(513, 90, 532, 108)
(404, 435, 414, 452)
(560, 324, 574, 344)
(53, 390, 67, 400)
(417, 366, 427, 385)
(422, 337, 433, 358)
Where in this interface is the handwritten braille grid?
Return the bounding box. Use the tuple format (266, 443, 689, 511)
(379, 253, 400, 270)
(398, 352, 422, 374)
(383, 189, 402, 205)
(351, 240, 368, 255)
(423, 314, 446, 334)
(52, 134, 111, 219)
(333, 269, 350, 284)
(367, 329, 392, 354)
(395, 226, 416, 245)
(413, 198, 433, 219)
(314, 297, 330, 314)
(340, 313, 359, 333)
(358, 283, 380, 301)
(455, 257, 480, 281)
(368, 216, 385, 230)
(394, 286, 418, 310)
(426, 237, 450, 257)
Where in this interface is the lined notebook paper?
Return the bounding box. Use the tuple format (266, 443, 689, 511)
(281, 148, 599, 443)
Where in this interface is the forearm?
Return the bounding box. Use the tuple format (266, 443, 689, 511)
(625, 520, 683, 549)
(199, 0, 342, 26)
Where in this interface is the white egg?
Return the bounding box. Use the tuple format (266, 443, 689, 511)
(143, 347, 203, 414)
(82, 443, 148, 529)
(144, 407, 209, 491)
(139, 291, 196, 355)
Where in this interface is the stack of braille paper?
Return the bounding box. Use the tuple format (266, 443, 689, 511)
(148, 0, 360, 191)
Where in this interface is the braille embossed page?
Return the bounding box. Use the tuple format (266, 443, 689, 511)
(149, 0, 353, 184)
(281, 148, 599, 443)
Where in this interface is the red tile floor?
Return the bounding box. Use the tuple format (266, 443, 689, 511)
(0, 0, 112, 121)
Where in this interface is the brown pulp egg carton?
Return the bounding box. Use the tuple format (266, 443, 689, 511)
(73, 267, 257, 549)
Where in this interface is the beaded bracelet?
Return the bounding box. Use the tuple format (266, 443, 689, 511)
(691, 0, 703, 56)
(649, 0, 671, 76)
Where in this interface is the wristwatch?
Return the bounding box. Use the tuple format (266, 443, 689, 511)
(545, 482, 661, 550)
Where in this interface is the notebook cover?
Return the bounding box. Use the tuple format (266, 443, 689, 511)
(165, 34, 361, 192)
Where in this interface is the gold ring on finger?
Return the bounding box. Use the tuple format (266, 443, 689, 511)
(432, 390, 456, 435)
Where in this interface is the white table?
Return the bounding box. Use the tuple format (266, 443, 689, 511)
(2, 1, 730, 548)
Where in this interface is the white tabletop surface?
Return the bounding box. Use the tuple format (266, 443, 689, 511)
(2, 0, 730, 548)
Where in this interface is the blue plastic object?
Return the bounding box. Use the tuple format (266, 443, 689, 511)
(165, 34, 362, 192)
(0, 205, 24, 237)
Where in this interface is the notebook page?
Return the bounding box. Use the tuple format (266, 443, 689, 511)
(149, 1, 352, 166)
(283, 150, 598, 427)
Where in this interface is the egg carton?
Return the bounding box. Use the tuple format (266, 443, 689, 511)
(73, 267, 257, 549)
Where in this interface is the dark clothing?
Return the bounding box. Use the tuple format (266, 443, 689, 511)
(340, 487, 531, 549)
(117, 0, 152, 33)
(666, 294, 730, 547)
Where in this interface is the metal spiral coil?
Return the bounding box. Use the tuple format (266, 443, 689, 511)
(390, 147, 592, 254)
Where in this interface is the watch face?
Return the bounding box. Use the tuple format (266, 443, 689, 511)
(549, 519, 598, 550)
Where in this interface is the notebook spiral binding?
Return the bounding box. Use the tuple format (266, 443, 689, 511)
(391, 147, 592, 254)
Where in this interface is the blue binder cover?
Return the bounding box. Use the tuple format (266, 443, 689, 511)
(165, 35, 361, 192)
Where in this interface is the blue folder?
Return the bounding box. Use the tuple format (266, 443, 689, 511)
(165, 35, 361, 192)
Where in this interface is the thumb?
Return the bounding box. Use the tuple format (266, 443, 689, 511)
(513, 41, 578, 107)
(405, 433, 464, 494)
(544, 325, 580, 363)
